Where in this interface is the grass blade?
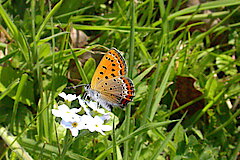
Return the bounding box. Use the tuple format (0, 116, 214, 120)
(10, 73, 28, 132)
(150, 53, 177, 120)
(0, 126, 33, 160)
(150, 114, 185, 160)
(124, 0, 135, 159)
(0, 78, 19, 101)
(35, 0, 63, 42)
(0, 4, 29, 61)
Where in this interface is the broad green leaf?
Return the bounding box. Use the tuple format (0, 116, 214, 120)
(83, 58, 96, 82)
(0, 66, 34, 105)
(205, 76, 218, 99)
(38, 43, 51, 58)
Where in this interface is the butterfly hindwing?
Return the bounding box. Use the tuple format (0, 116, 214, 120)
(91, 48, 127, 89)
(96, 76, 134, 106)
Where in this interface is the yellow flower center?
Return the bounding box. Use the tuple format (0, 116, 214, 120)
(72, 122, 78, 127)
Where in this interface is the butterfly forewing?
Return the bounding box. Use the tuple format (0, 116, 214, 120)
(91, 48, 127, 89)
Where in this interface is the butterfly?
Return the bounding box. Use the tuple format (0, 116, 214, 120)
(85, 48, 135, 110)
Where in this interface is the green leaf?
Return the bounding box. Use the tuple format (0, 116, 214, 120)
(83, 58, 96, 82)
(38, 43, 51, 58)
(216, 55, 237, 76)
(0, 66, 34, 106)
(205, 76, 218, 99)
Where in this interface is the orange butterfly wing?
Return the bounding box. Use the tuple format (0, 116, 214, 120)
(89, 48, 135, 107)
(91, 48, 127, 89)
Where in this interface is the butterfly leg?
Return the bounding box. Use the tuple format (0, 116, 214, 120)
(83, 92, 88, 99)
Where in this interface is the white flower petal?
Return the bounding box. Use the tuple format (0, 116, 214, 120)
(70, 128, 79, 137)
(59, 92, 67, 99)
(96, 108, 106, 114)
(58, 104, 70, 111)
(63, 113, 81, 122)
(78, 97, 91, 115)
(94, 116, 104, 124)
(66, 94, 77, 101)
(88, 101, 98, 109)
(98, 130, 106, 135)
(52, 104, 69, 117)
(70, 108, 81, 113)
(77, 96, 86, 106)
(71, 114, 81, 121)
(52, 109, 62, 117)
(59, 92, 77, 102)
(87, 101, 106, 114)
(101, 125, 112, 131)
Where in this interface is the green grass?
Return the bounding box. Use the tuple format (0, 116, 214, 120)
(0, 0, 240, 159)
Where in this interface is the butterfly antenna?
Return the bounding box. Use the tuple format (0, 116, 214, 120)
(66, 84, 87, 89)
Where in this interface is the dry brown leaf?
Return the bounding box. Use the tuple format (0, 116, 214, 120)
(70, 28, 89, 48)
(174, 76, 205, 114)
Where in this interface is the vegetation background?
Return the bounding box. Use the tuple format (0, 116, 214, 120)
(0, 0, 239, 159)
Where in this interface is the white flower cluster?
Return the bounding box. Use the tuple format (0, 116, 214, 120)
(52, 92, 112, 137)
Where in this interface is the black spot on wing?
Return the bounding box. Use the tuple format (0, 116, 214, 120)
(102, 66, 107, 69)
